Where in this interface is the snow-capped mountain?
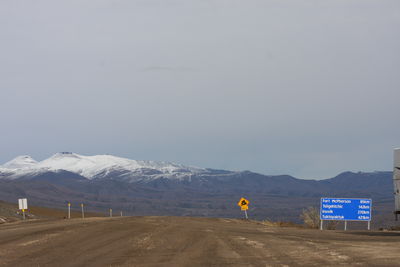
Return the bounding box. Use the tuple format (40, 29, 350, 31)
(0, 153, 393, 223)
(0, 152, 209, 182)
(2, 155, 38, 169)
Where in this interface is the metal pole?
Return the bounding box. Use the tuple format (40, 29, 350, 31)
(81, 204, 84, 219)
(120, 211, 122, 217)
(22, 209, 25, 220)
(244, 210, 248, 219)
(344, 221, 347, 231)
(68, 203, 71, 219)
(368, 221, 371, 230)
(110, 209, 112, 217)
(320, 220, 323, 230)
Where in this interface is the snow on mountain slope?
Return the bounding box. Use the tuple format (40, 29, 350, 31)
(0, 152, 207, 181)
(2, 155, 38, 169)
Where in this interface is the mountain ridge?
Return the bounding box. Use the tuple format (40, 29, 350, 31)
(1, 152, 390, 182)
(0, 152, 394, 225)
(0, 152, 212, 182)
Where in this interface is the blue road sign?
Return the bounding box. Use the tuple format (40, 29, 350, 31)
(320, 198, 372, 221)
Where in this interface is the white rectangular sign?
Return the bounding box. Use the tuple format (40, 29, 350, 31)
(18, 198, 28, 210)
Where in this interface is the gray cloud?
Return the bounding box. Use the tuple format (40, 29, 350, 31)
(138, 66, 198, 72)
(1, 0, 399, 179)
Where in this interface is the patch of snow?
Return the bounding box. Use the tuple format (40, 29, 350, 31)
(2, 155, 38, 169)
(0, 152, 207, 181)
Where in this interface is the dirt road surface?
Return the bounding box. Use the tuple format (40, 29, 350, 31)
(1, 216, 399, 266)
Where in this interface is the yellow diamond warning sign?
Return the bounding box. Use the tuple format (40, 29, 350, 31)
(238, 197, 249, 211)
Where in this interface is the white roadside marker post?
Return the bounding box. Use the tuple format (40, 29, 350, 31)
(68, 202, 71, 219)
(110, 208, 112, 217)
(320, 220, 323, 230)
(344, 221, 347, 231)
(120, 211, 122, 217)
(81, 203, 84, 219)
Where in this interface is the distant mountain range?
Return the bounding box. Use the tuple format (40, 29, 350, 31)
(0, 152, 209, 181)
(0, 153, 395, 227)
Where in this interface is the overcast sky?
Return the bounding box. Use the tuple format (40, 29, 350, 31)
(1, 0, 399, 179)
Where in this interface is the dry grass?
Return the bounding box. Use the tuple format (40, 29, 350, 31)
(28, 205, 102, 219)
(0, 200, 103, 222)
(300, 206, 320, 229)
(261, 219, 301, 228)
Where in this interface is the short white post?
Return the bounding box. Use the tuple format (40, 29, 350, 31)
(110, 208, 112, 217)
(120, 211, 122, 217)
(320, 220, 323, 230)
(68, 203, 71, 219)
(368, 221, 371, 230)
(344, 221, 347, 231)
(81, 204, 84, 219)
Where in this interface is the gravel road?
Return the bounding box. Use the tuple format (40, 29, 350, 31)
(1, 216, 399, 266)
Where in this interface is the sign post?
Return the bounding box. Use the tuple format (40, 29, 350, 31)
(67, 202, 71, 219)
(18, 198, 28, 220)
(320, 198, 372, 230)
(81, 203, 84, 219)
(237, 197, 250, 219)
(109, 208, 112, 217)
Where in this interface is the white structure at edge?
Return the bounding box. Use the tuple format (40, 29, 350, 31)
(394, 149, 400, 214)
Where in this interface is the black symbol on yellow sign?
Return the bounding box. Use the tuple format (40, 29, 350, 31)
(238, 197, 249, 211)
